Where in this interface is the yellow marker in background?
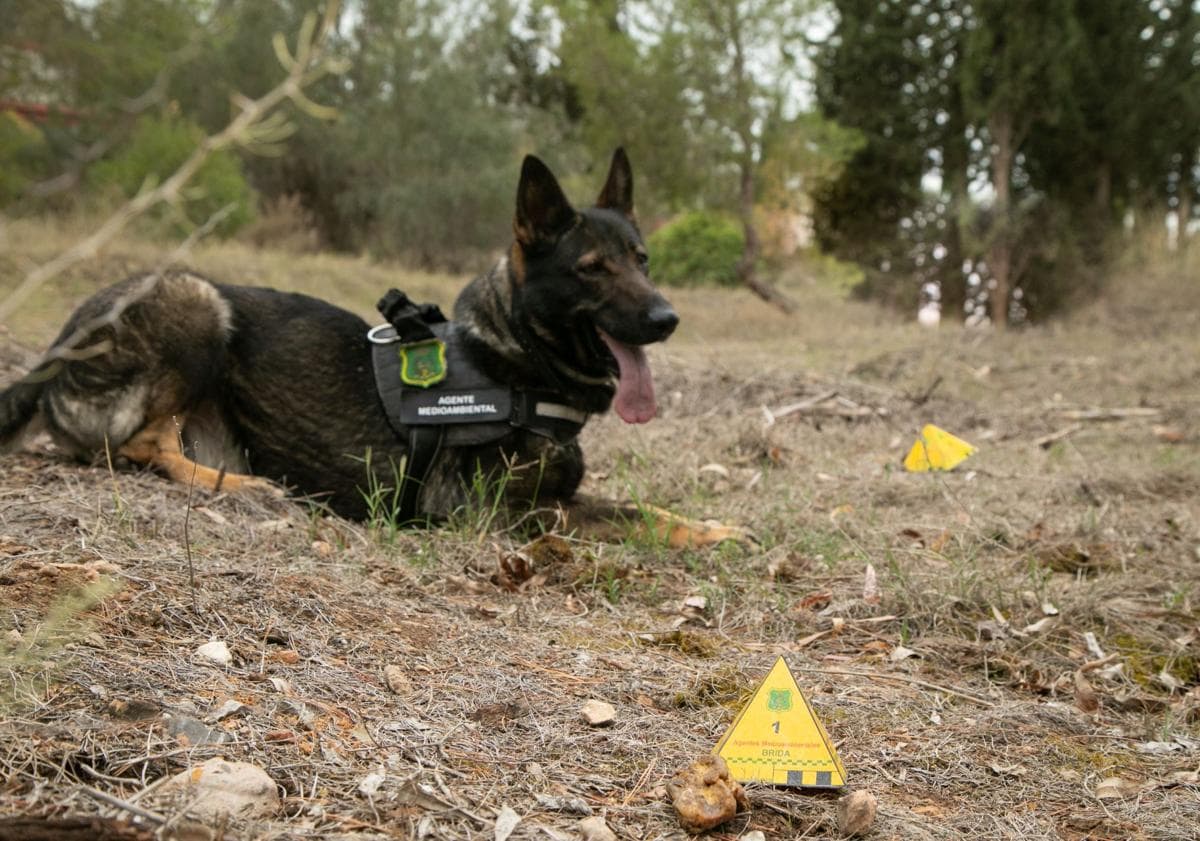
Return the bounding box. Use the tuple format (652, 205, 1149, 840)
(714, 657, 846, 788)
(904, 424, 976, 472)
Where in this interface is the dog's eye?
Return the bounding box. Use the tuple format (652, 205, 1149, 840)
(577, 258, 608, 276)
(635, 251, 649, 269)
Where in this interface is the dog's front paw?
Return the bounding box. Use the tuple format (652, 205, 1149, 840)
(220, 473, 286, 498)
(640, 504, 759, 549)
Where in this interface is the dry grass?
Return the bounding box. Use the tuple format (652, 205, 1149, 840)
(1, 220, 1198, 840)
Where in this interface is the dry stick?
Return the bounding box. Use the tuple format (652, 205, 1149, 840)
(765, 389, 839, 424)
(77, 784, 167, 826)
(183, 440, 199, 615)
(28, 42, 202, 201)
(1057, 407, 1162, 421)
(0, 0, 343, 326)
(1033, 422, 1083, 449)
(792, 665, 996, 707)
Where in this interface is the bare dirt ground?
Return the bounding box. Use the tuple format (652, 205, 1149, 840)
(1, 224, 1198, 840)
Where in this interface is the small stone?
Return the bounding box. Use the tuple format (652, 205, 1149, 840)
(195, 640, 232, 666)
(358, 769, 386, 797)
(384, 665, 412, 694)
(578, 816, 618, 841)
(494, 805, 521, 841)
(157, 758, 279, 819)
(740, 832, 767, 841)
(211, 699, 247, 721)
(837, 790, 878, 837)
(166, 714, 230, 746)
(581, 699, 616, 726)
(667, 755, 749, 833)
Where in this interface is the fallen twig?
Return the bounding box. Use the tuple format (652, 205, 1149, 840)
(766, 390, 839, 424)
(1057, 407, 1161, 421)
(792, 665, 996, 707)
(1033, 422, 1083, 449)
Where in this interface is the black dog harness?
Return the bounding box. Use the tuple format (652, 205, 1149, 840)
(368, 289, 588, 524)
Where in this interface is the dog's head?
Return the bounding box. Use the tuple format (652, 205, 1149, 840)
(510, 149, 678, 424)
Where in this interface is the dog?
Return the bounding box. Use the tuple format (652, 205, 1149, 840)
(0, 150, 745, 546)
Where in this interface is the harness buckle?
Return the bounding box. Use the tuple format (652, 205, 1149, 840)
(367, 324, 400, 345)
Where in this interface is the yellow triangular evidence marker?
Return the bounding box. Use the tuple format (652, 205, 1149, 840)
(903, 423, 976, 472)
(714, 656, 846, 788)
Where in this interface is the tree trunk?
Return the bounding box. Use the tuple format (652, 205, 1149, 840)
(987, 110, 1014, 329)
(733, 156, 795, 313)
(1178, 151, 1194, 253)
(940, 75, 970, 323)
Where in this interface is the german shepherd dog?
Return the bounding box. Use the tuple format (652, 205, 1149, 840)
(0, 150, 742, 543)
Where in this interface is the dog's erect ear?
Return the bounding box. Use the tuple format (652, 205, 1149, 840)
(596, 147, 634, 217)
(515, 155, 577, 248)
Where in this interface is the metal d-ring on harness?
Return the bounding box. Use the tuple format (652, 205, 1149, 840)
(368, 289, 589, 525)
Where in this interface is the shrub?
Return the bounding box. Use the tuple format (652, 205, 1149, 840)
(0, 112, 48, 205)
(647, 211, 744, 287)
(89, 114, 256, 237)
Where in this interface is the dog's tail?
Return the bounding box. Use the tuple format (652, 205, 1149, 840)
(0, 374, 44, 450)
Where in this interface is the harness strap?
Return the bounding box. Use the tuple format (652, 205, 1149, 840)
(369, 287, 587, 525)
(397, 425, 443, 525)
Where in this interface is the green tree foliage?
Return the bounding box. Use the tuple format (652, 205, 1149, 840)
(647, 211, 744, 287)
(0, 114, 50, 204)
(815, 0, 1200, 325)
(811, 1, 928, 305)
(88, 114, 256, 235)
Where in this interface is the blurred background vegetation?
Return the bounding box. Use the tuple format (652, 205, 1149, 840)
(1, 0, 1197, 325)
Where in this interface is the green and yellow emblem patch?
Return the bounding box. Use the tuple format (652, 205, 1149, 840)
(398, 339, 447, 388)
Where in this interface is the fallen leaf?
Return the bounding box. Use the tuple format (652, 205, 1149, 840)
(683, 595, 708, 612)
(1022, 617, 1055, 635)
(533, 793, 592, 815)
(862, 563, 880, 605)
(1095, 776, 1139, 799)
(494, 549, 534, 591)
(358, 769, 386, 797)
(889, 645, 917, 662)
(929, 529, 952, 553)
(1135, 741, 1183, 755)
(1155, 669, 1184, 693)
(1152, 424, 1186, 443)
(470, 701, 529, 726)
(1074, 670, 1100, 715)
(395, 778, 452, 810)
(797, 591, 833, 611)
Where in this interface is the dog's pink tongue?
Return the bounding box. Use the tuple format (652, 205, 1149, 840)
(598, 329, 657, 424)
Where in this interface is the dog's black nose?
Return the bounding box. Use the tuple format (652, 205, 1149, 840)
(646, 303, 679, 339)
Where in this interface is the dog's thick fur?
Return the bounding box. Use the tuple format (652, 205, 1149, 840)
(0, 150, 682, 523)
